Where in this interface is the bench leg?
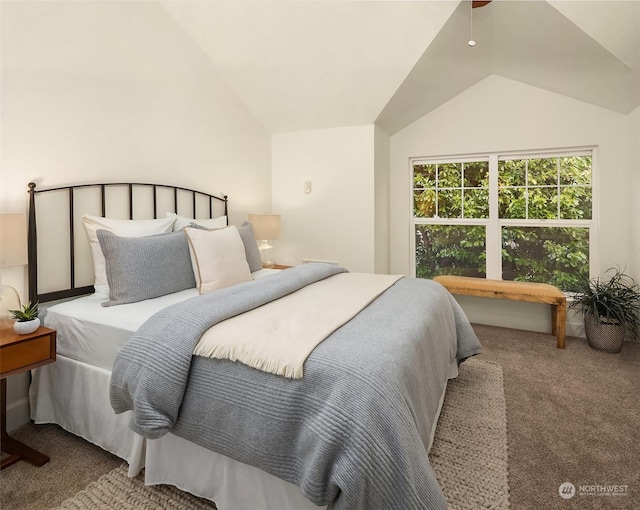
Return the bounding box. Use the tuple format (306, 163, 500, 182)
(552, 302, 566, 349)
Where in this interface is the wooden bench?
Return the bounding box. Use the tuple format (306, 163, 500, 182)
(433, 275, 567, 349)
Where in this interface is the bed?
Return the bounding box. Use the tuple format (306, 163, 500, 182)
(26, 181, 483, 510)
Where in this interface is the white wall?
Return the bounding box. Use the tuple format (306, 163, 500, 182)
(0, 1, 271, 219)
(0, 1, 271, 430)
(374, 126, 391, 274)
(629, 107, 640, 285)
(272, 126, 377, 272)
(390, 75, 632, 336)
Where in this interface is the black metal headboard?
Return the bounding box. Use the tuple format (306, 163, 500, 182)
(27, 182, 228, 304)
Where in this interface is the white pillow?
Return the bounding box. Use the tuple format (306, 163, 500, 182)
(167, 212, 227, 231)
(184, 226, 252, 294)
(83, 214, 175, 299)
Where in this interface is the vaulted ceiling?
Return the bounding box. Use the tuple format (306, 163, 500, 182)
(161, 1, 639, 135)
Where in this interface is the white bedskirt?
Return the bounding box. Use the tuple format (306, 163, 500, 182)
(146, 433, 323, 510)
(29, 356, 146, 476)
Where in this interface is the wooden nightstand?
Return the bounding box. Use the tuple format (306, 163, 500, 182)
(0, 318, 56, 469)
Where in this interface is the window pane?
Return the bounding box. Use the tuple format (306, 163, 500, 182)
(414, 189, 436, 218)
(438, 163, 462, 188)
(499, 186, 526, 218)
(527, 158, 557, 186)
(463, 188, 489, 218)
(502, 226, 589, 291)
(437, 189, 462, 218)
(498, 160, 526, 187)
(415, 225, 486, 279)
(414, 164, 436, 188)
(559, 156, 591, 185)
(528, 187, 558, 219)
(464, 161, 489, 187)
(559, 186, 592, 220)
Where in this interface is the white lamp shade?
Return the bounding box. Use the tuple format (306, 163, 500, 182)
(248, 213, 281, 240)
(1, 213, 28, 268)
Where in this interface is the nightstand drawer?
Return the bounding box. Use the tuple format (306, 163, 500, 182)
(0, 322, 56, 378)
(1, 336, 53, 374)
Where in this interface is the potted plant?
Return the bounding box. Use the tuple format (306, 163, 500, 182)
(9, 301, 41, 335)
(570, 268, 640, 353)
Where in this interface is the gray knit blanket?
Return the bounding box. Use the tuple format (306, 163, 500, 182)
(111, 263, 483, 510)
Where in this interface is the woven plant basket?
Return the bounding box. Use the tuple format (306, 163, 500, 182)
(584, 312, 625, 353)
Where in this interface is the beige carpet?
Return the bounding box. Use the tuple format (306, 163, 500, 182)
(476, 325, 640, 510)
(45, 358, 508, 510)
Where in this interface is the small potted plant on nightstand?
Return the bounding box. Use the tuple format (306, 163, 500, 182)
(571, 268, 640, 353)
(9, 301, 41, 335)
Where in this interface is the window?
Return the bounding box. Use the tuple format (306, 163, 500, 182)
(412, 150, 594, 292)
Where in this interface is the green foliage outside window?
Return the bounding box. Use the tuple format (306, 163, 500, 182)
(498, 156, 591, 220)
(502, 227, 590, 291)
(415, 225, 486, 279)
(414, 161, 489, 219)
(413, 155, 592, 291)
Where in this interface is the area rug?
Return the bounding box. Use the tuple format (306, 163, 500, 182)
(430, 358, 510, 509)
(54, 358, 509, 510)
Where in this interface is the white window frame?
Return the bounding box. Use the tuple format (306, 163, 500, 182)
(409, 147, 598, 284)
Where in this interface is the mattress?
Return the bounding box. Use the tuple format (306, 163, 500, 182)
(43, 268, 279, 370)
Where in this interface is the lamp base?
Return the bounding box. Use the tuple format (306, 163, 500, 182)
(258, 241, 275, 269)
(0, 285, 22, 319)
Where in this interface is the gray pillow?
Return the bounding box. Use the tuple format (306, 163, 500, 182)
(238, 222, 263, 272)
(97, 229, 196, 307)
(188, 221, 262, 273)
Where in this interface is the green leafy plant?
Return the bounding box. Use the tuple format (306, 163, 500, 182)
(9, 301, 40, 322)
(570, 268, 640, 339)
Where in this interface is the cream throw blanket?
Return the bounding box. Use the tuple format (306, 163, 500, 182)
(194, 272, 403, 378)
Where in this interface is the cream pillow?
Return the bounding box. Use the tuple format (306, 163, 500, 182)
(167, 212, 227, 231)
(184, 226, 252, 294)
(83, 214, 175, 299)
